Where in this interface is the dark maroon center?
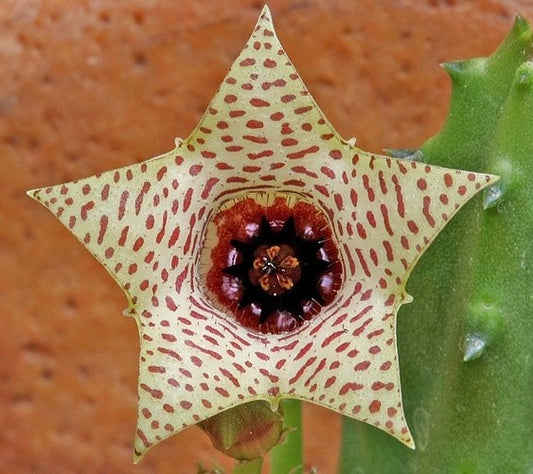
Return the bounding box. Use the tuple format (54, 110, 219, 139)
(223, 216, 333, 323)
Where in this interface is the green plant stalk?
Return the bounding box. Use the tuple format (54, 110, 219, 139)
(339, 16, 533, 473)
(269, 399, 303, 474)
(232, 457, 263, 474)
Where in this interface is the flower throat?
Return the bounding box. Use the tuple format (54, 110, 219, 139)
(224, 216, 332, 323)
(203, 195, 342, 334)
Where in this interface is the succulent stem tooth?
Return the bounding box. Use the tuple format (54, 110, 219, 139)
(463, 333, 487, 362)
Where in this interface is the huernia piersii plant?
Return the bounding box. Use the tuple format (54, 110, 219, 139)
(27, 4, 520, 472)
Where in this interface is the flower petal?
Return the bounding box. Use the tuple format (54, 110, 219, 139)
(28, 5, 498, 461)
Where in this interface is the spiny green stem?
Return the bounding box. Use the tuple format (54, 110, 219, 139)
(232, 457, 263, 474)
(269, 399, 303, 474)
(337, 16, 533, 473)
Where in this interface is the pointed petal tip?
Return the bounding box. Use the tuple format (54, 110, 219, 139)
(132, 444, 146, 464)
(259, 3, 272, 22)
(482, 173, 500, 191)
(256, 4, 274, 28)
(397, 421, 416, 449)
(465, 171, 500, 195)
(389, 423, 415, 449)
(26, 188, 38, 200)
(26, 187, 47, 204)
(260, 4, 272, 16)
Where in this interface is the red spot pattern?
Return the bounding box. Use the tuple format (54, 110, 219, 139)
(29, 6, 496, 460)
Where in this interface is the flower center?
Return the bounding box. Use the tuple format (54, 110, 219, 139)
(223, 215, 334, 324)
(249, 244, 301, 296)
(201, 192, 343, 334)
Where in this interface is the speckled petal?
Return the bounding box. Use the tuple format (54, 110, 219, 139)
(28, 6, 497, 462)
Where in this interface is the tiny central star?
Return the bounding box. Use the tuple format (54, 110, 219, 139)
(251, 244, 301, 295)
(223, 215, 335, 326)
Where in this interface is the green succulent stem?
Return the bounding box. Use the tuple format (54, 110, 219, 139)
(269, 399, 303, 474)
(339, 15, 533, 473)
(232, 457, 263, 474)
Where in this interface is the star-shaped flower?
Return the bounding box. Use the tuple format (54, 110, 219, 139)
(28, 6, 496, 461)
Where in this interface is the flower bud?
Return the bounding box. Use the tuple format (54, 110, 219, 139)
(199, 400, 284, 460)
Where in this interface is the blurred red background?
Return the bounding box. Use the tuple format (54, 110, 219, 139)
(2, 1, 532, 472)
